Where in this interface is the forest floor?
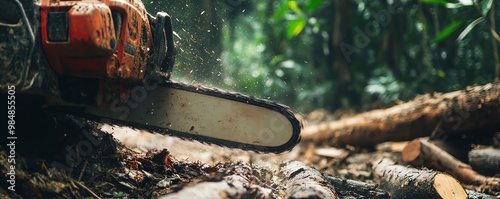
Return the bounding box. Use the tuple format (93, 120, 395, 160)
(0, 108, 498, 198)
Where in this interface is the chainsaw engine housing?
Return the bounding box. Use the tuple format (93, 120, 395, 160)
(41, 0, 153, 81)
(1, 0, 175, 106)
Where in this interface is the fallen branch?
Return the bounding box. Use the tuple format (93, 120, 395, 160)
(372, 158, 466, 199)
(302, 83, 500, 146)
(326, 176, 389, 199)
(469, 148, 500, 176)
(279, 161, 339, 199)
(402, 139, 500, 193)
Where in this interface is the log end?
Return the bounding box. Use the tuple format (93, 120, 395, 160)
(434, 173, 467, 199)
(402, 139, 421, 163)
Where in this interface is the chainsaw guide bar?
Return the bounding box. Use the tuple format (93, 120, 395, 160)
(83, 81, 302, 153)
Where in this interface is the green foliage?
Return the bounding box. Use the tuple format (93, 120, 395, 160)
(365, 67, 402, 103)
(273, 0, 323, 39)
(145, 0, 499, 113)
(480, 0, 493, 16)
(424, 0, 494, 42)
(434, 20, 463, 42)
(457, 17, 484, 41)
(286, 18, 306, 38)
(421, 0, 449, 6)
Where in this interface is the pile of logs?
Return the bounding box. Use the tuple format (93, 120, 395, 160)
(302, 83, 500, 197)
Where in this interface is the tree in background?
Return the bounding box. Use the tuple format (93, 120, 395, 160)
(145, 0, 500, 113)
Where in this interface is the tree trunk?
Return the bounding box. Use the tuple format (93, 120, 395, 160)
(302, 83, 500, 146)
(402, 139, 500, 194)
(331, 0, 354, 109)
(372, 158, 467, 199)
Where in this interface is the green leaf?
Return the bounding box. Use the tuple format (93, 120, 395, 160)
(286, 18, 306, 38)
(305, 0, 323, 12)
(457, 17, 485, 41)
(434, 20, 463, 42)
(437, 69, 446, 78)
(421, 0, 449, 5)
(480, 0, 493, 16)
(288, 1, 304, 16)
(273, 1, 290, 20)
(443, 0, 474, 8)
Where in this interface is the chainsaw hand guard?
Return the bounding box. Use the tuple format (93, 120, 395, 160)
(150, 12, 176, 80)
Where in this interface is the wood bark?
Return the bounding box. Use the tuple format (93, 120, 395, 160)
(326, 175, 389, 199)
(402, 139, 500, 193)
(469, 148, 500, 176)
(279, 161, 339, 199)
(466, 189, 500, 199)
(160, 175, 272, 199)
(302, 83, 500, 146)
(372, 158, 467, 199)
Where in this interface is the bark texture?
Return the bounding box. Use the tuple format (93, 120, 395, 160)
(279, 161, 339, 199)
(302, 83, 500, 146)
(372, 158, 466, 199)
(160, 175, 272, 199)
(326, 175, 390, 199)
(469, 148, 500, 176)
(466, 189, 500, 199)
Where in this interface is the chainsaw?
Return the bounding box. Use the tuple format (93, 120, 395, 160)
(0, 0, 301, 153)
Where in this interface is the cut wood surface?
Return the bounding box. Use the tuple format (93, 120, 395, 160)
(372, 158, 467, 199)
(279, 161, 339, 199)
(469, 148, 500, 176)
(402, 139, 500, 194)
(302, 83, 500, 146)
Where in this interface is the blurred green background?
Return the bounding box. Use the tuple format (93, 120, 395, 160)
(145, 0, 500, 113)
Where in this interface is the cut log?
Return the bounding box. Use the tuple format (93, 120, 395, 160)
(279, 161, 339, 199)
(372, 158, 467, 199)
(326, 175, 389, 199)
(469, 148, 500, 176)
(159, 174, 272, 199)
(302, 83, 500, 146)
(402, 139, 500, 193)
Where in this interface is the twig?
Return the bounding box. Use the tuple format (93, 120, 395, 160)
(73, 180, 102, 199)
(78, 160, 88, 181)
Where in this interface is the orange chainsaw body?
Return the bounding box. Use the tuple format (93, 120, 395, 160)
(40, 0, 152, 82)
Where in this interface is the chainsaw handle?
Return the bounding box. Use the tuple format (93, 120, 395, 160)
(0, 0, 35, 90)
(150, 12, 176, 80)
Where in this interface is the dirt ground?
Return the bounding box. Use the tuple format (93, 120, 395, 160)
(0, 108, 498, 198)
